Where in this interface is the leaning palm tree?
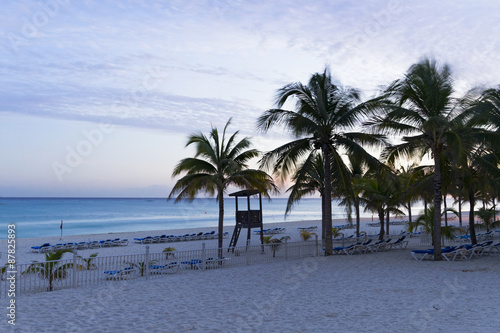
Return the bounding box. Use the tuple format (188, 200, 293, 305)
(364, 57, 481, 260)
(22, 249, 81, 291)
(168, 119, 278, 251)
(257, 68, 384, 255)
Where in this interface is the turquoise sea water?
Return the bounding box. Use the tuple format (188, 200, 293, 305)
(0, 197, 345, 239)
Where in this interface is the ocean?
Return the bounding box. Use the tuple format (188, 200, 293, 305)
(0, 197, 348, 239)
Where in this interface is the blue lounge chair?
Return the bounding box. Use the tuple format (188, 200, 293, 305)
(103, 266, 136, 279)
(180, 259, 203, 270)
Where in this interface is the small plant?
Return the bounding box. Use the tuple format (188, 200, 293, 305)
(125, 260, 158, 277)
(23, 249, 82, 291)
(332, 227, 343, 238)
(300, 230, 317, 241)
(1, 262, 15, 281)
(77, 252, 98, 270)
(263, 236, 291, 257)
(163, 247, 177, 259)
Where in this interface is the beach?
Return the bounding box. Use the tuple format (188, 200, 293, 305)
(1, 219, 499, 332)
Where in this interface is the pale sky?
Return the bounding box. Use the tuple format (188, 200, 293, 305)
(1, 0, 500, 197)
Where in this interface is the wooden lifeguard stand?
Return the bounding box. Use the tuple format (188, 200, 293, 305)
(228, 189, 264, 249)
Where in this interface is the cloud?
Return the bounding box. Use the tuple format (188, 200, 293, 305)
(1, 0, 500, 135)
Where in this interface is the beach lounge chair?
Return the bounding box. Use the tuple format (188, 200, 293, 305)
(365, 239, 385, 253)
(411, 249, 435, 260)
(204, 257, 230, 269)
(180, 259, 203, 270)
(388, 236, 408, 250)
(411, 247, 456, 261)
(39, 243, 53, 253)
(332, 244, 356, 255)
(442, 247, 469, 261)
(31, 243, 50, 253)
(103, 267, 136, 280)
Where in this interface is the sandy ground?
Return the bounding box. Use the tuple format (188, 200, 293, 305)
(1, 219, 499, 333)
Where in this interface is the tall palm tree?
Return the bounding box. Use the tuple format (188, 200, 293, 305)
(396, 163, 423, 224)
(168, 119, 278, 251)
(284, 152, 327, 240)
(364, 57, 477, 260)
(257, 69, 384, 255)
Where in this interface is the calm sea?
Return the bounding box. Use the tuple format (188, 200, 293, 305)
(0, 197, 359, 239)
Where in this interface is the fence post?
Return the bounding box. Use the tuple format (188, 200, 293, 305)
(315, 235, 319, 257)
(145, 246, 150, 279)
(285, 238, 288, 260)
(201, 243, 206, 270)
(73, 250, 78, 287)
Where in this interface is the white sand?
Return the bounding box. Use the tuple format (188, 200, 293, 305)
(1, 219, 499, 332)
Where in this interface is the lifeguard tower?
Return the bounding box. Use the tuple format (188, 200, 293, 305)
(228, 189, 264, 249)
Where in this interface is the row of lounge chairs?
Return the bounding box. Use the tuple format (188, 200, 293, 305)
(455, 231, 495, 243)
(253, 228, 286, 235)
(31, 238, 129, 253)
(297, 226, 318, 232)
(411, 241, 499, 261)
(103, 257, 231, 279)
(133, 231, 229, 244)
(331, 236, 409, 255)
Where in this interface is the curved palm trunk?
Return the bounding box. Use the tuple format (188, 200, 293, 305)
(432, 147, 443, 261)
(407, 202, 412, 224)
(468, 188, 477, 245)
(323, 147, 333, 256)
(217, 189, 225, 256)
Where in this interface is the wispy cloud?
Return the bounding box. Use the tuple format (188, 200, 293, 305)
(1, 0, 500, 135)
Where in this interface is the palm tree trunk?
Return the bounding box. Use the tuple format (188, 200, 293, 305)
(386, 210, 390, 237)
(217, 189, 225, 256)
(321, 193, 326, 246)
(355, 200, 360, 237)
(468, 188, 477, 245)
(407, 202, 412, 224)
(443, 194, 448, 227)
(378, 208, 385, 240)
(323, 147, 333, 255)
(432, 147, 443, 261)
(458, 195, 463, 227)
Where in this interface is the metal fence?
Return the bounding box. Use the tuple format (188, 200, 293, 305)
(0, 238, 320, 298)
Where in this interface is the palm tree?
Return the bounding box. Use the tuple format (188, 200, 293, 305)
(77, 252, 98, 270)
(364, 57, 479, 260)
(475, 207, 500, 232)
(284, 152, 326, 239)
(168, 119, 278, 251)
(396, 163, 423, 224)
(22, 249, 80, 291)
(257, 69, 384, 255)
(407, 206, 458, 241)
(263, 235, 291, 257)
(354, 172, 404, 240)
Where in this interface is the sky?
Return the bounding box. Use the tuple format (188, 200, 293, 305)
(1, 0, 500, 197)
